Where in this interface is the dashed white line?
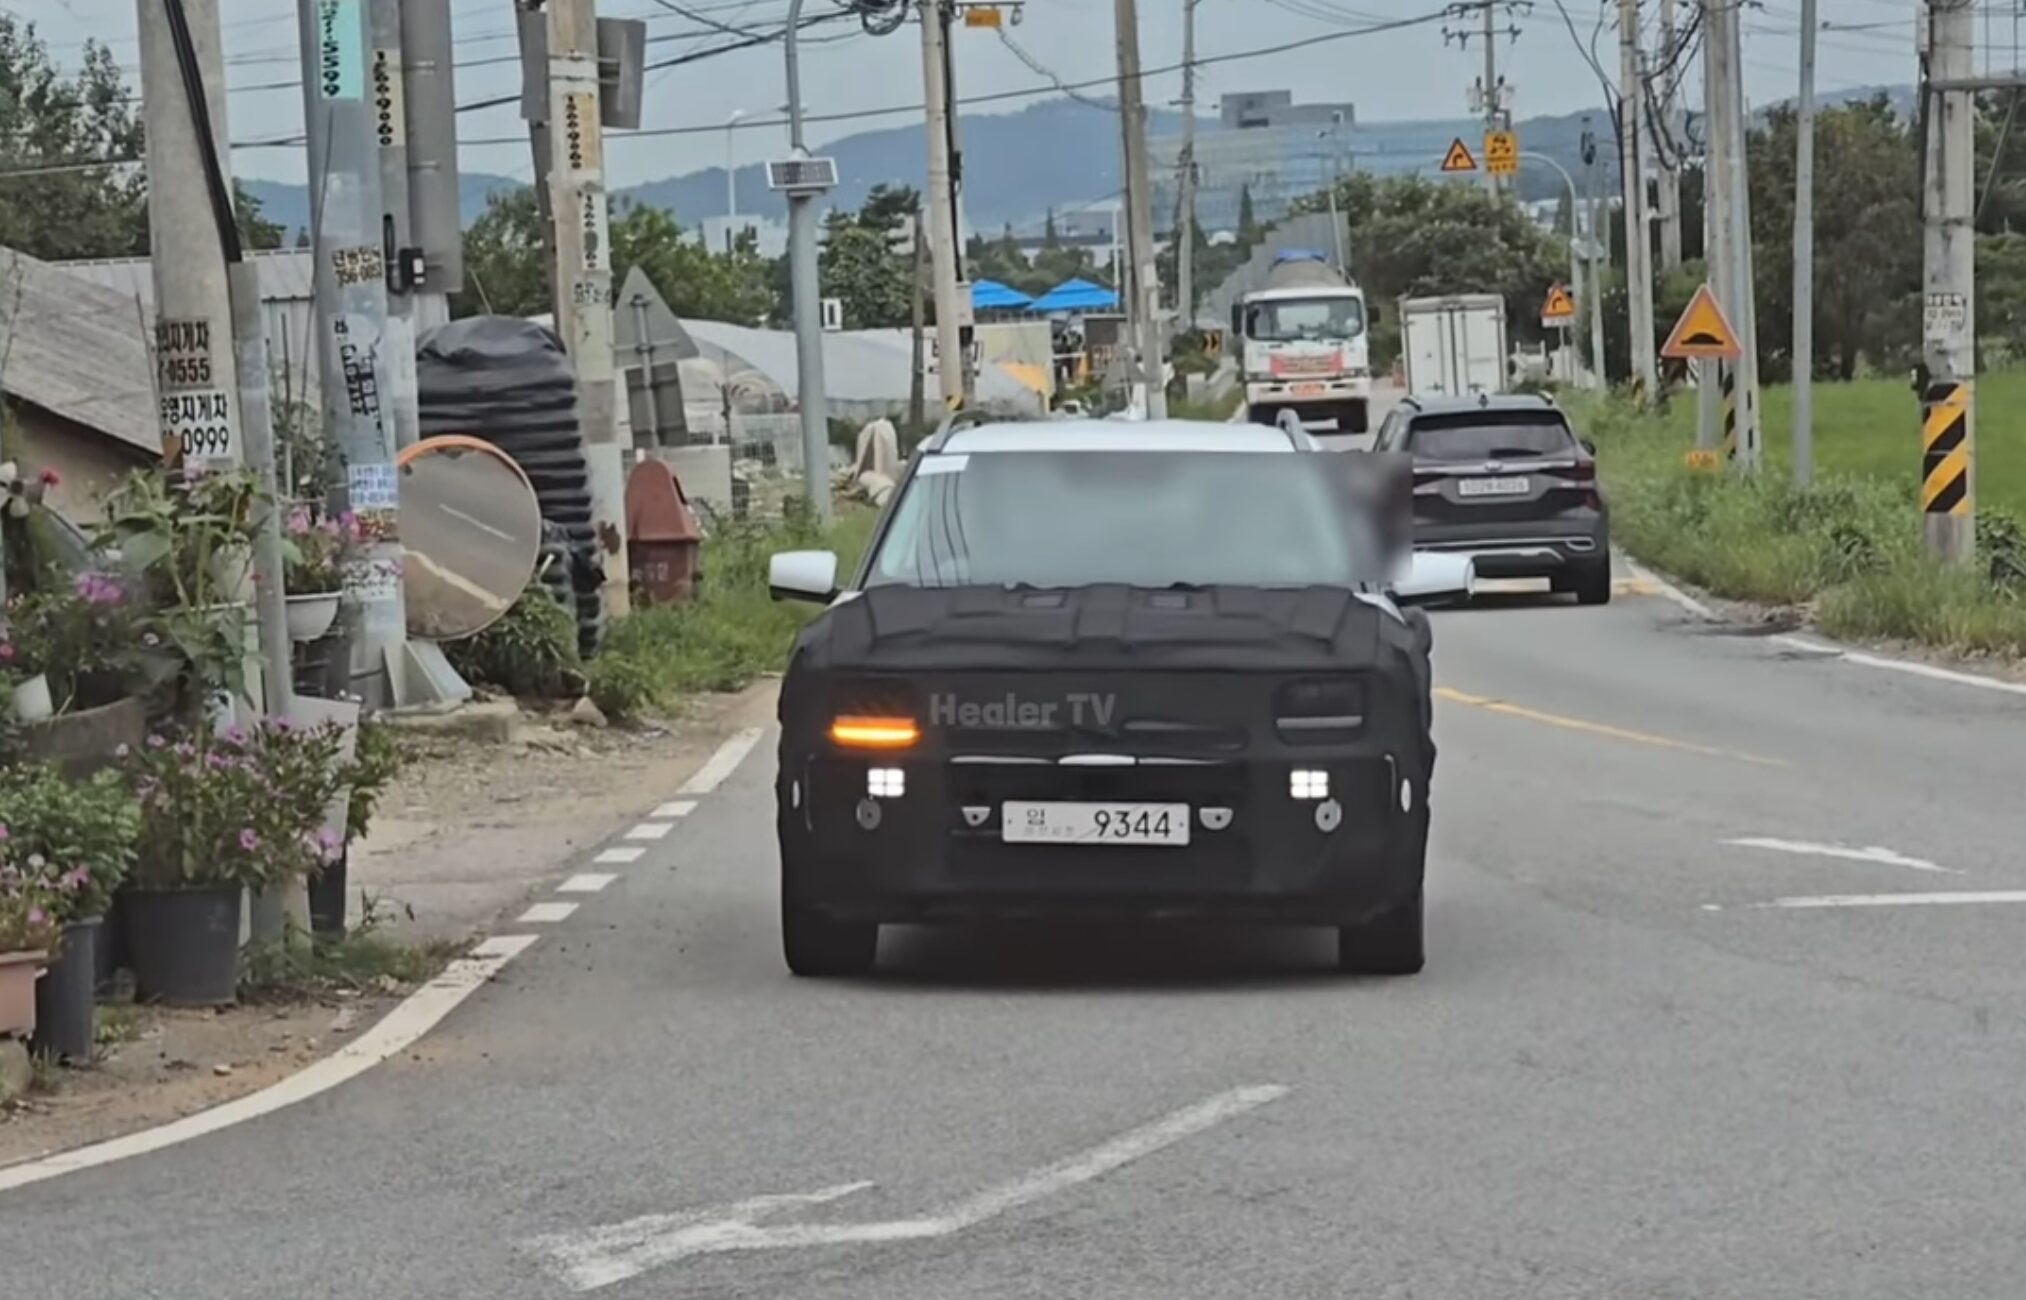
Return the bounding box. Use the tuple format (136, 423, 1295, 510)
(1725, 837, 1961, 875)
(1761, 890, 2026, 910)
(678, 727, 765, 796)
(595, 847, 646, 865)
(558, 873, 619, 894)
(652, 800, 699, 819)
(625, 822, 674, 842)
(0, 934, 541, 1194)
(519, 901, 580, 923)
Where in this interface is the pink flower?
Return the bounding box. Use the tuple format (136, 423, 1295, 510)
(0, 642, 14, 663)
(0, 825, 9, 842)
(238, 828, 260, 852)
(38, 468, 59, 487)
(26, 906, 45, 926)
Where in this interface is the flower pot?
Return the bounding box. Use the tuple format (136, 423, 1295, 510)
(285, 591, 341, 642)
(124, 885, 242, 1007)
(0, 950, 46, 1037)
(246, 883, 290, 946)
(10, 671, 52, 722)
(96, 889, 127, 995)
(308, 852, 349, 938)
(31, 918, 99, 1064)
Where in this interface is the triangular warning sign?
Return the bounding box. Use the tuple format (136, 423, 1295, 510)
(1541, 283, 1576, 321)
(1660, 283, 1742, 361)
(1440, 138, 1478, 173)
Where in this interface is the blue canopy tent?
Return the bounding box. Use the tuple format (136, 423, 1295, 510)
(1028, 278, 1119, 314)
(970, 279, 1034, 312)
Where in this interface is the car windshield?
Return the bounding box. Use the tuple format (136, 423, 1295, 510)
(1248, 296, 1366, 343)
(1405, 413, 1575, 462)
(863, 450, 1378, 590)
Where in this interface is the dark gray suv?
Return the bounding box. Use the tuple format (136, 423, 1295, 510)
(1372, 392, 1610, 605)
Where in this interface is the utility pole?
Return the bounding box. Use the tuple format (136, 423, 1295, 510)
(298, 0, 409, 706)
(940, 4, 976, 406)
(1583, 123, 1608, 388)
(137, 0, 243, 475)
(1482, 0, 1501, 196)
(370, 0, 421, 452)
(1176, 0, 1200, 334)
(783, 0, 834, 520)
(230, 260, 294, 719)
(403, 0, 463, 335)
(1922, 0, 1977, 563)
(1654, 0, 1684, 269)
(1791, 0, 1817, 487)
(540, 0, 633, 592)
(920, 0, 965, 413)
(1114, 0, 1167, 419)
(1717, 0, 1761, 471)
(909, 209, 927, 433)
(1618, 0, 1658, 401)
(1697, 0, 1729, 452)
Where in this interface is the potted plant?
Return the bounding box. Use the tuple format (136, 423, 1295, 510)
(311, 715, 404, 938)
(280, 506, 350, 642)
(0, 620, 51, 722)
(239, 716, 348, 946)
(0, 853, 57, 1040)
(0, 767, 139, 1062)
(10, 571, 145, 715)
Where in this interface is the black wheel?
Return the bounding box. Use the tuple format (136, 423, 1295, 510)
(782, 902, 877, 977)
(1249, 404, 1280, 427)
(1572, 558, 1612, 606)
(1338, 401, 1370, 434)
(1337, 889, 1424, 976)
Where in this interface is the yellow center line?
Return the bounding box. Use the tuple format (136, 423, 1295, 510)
(1433, 687, 1792, 768)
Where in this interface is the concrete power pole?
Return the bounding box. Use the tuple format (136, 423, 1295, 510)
(1115, 0, 1167, 420)
(920, 0, 965, 413)
(1176, 0, 1200, 333)
(909, 209, 927, 433)
(403, 0, 464, 335)
(1654, 0, 1684, 269)
(1922, 0, 1976, 563)
(1791, 0, 1817, 487)
(1618, 0, 1658, 400)
(540, 0, 632, 597)
(1717, 0, 1761, 472)
(1697, 0, 1730, 452)
(783, 0, 833, 522)
(137, 0, 242, 475)
(369, 0, 421, 453)
(1481, 0, 1501, 197)
(1583, 124, 1608, 387)
(297, 0, 409, 706)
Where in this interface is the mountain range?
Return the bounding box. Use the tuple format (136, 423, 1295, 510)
(241, 84, 1917, 246)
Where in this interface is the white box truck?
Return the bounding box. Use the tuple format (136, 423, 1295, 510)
(1398, 294, 1509, 398)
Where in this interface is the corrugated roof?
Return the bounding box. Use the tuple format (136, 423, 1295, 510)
(52, 247, 316, 308)
(0, 246, 158, 455)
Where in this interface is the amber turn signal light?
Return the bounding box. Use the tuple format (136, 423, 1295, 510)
(829, 716, 919, 749)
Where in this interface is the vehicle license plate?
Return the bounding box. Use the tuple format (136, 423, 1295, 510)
(1290, 382, 1326, 398)
(1458, 475, 1530, 497)
(1001, 802, 1192, 846)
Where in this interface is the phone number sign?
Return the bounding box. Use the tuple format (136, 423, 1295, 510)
(155, 317, 238, 467)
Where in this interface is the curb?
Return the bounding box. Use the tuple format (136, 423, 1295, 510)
(1615, 551, 2026, 701)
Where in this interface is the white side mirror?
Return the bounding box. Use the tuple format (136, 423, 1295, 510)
(1390, 551, 1474, 607)
(768, 549, 840, 604)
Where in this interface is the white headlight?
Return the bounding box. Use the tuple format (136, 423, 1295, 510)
(1290, 769, 1329, 800)
(867, 767, 905, 798)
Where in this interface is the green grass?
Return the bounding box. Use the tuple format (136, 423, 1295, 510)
(593, 503, 879, 717)
(1570, 381, 2026, 656)
(1635, 370, 2026, 516)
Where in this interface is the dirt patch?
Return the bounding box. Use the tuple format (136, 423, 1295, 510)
(0, 681, 780, 1172)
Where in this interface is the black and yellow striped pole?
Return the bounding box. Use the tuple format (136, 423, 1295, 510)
(1920, 377, 1971, 530)
(1720, 365, 1738, 464)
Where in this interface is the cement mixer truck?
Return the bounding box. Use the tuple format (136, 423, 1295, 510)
(1231, 249, 1374, 434)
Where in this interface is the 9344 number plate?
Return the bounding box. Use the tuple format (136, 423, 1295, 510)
(1000, 801, 1191, 847)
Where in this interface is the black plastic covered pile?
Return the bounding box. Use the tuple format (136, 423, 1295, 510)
(416, 315, 605, 655)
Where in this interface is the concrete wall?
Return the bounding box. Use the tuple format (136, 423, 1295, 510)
(4, 401, 153, 526)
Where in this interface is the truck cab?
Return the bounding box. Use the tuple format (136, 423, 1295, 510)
(1234, 251, 1374, 435)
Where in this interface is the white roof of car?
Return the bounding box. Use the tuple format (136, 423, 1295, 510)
(940, 418, 1307, 454)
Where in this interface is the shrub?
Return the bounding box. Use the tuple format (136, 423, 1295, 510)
(445, 585, 584, 699)
(0, 767, 140, 923)
(586, 651, 655, 722)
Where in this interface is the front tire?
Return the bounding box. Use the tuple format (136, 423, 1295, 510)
(1337, 889, 1425, 976)
(782, 903, 877, 977)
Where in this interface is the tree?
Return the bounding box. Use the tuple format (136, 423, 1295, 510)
(1237, 184, 1261, 248)
(0, 18, 145, 261)
(453, 188, 549, 318)
(1043, 208, 1060, 249)
(819, 184, 920, 329)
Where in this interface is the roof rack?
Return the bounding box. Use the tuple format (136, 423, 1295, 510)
(923, 405, 1007, 453)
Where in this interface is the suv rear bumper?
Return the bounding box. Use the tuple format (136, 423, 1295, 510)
(1414, 519, 1607, 579)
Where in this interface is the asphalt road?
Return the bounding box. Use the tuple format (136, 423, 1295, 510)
(9, 567, 2026, 1298)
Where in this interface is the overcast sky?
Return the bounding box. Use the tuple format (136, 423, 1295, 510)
(29, 0, 1932, 188)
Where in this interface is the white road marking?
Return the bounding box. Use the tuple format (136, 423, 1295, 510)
(1725, 837, 1961, 875)
(651, 800, 698, 818)
(518, 901, 580, 923)
(624, 822, 673, 841)
(531, 1083, 1290, 1292)
(0, 934, 540, 1195)
(1618, 553, 1718, 620)
(594, 847, 645, 865)
(1760, 890, 2026, 910)
(678, 727, 765, 795)
(557, 873, 618, 894)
